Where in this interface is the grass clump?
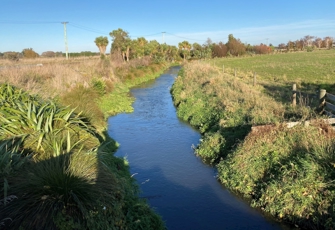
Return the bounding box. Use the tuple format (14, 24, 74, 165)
(218, 123, 335, 229)
(171, 56, 335, 228)
(0, 84, 165, 230)
(171, 62, 290, 162)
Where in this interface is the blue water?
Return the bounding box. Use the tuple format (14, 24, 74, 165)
(107, 66, 289, 230)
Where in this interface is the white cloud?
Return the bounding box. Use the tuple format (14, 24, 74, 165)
(152, 19, 335, 46)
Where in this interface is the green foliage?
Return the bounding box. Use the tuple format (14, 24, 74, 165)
(95, 36, 109, 55)
(306, 46, 314, 52)
(0, 84, 166, 229)
(91, 78, 106, 96)
(195, 132, 225, 164)
(218, 125, 335, 229)
(22, 48, 39, 58)
(171, 60, 335, 228)
(98, 86, 134, 118)
(59, 84, 105, 129)
(171, 62, 286, 162)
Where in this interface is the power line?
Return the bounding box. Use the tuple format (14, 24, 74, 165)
(0, 21, 62, 24)
(165, 32, 206, 42)
(68, 23, 110, 35)
(130, 32, 162, 38)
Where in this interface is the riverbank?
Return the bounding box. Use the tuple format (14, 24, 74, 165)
(0, 57, 168, 229)
(171, 61, 335, 229)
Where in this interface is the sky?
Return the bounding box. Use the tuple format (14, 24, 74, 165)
(0, 0, 334, 54)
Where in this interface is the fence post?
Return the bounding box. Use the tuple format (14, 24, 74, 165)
(292, 83, 296, 106)
(253, 72, 257, 86)
(318, 89, 326, 113)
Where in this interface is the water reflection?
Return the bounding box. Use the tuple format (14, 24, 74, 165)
(108, 67, 287, 230)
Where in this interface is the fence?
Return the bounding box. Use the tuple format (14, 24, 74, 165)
(292, 83, 335, 117)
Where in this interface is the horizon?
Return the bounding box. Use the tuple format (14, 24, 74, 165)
(1, 0, 334, 54)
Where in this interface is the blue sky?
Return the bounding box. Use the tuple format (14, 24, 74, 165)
(1, 0, 334, 54)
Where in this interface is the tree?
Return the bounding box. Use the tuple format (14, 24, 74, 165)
(323, 36, 334, 49)
(4, 52, 21, 61)
(191, 42, 203, 59)
(136, 37, 148, 58)
(278, 43, 286, 50)
(287, 41, 294, 51)
(145, 40, 160, 57)
(41, 51, 56, 58)
(94, 36, 109, 56)
(226, 34, 246, 56)
(22, 48, 39, 58)
(314, 37, 322, 49)
(109, 28, 130, 61)
(213, 42, 228, 57)
(295, 39, 304, 51)
(253, 44, 271, 54)
(303, 35, 314, 48)
(178, 41, 191, 61)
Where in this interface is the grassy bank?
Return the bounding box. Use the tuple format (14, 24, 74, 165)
(0, 57, 167, 229)
(171, 51, 335, 229)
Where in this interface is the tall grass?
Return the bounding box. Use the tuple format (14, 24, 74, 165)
(0, 56, 167, 130)
(171, 62, 309, 163)
(218, 123, 335, 229)
(0, 55, 167, 229)
(171, 59, 334, 228)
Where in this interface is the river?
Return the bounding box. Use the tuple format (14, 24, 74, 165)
(107, 66, 289, 230)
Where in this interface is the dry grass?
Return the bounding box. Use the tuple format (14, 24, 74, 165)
(0, 57, 112, 98)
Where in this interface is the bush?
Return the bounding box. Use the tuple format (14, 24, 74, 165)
(218, 124, 335, 229)
(0, 84, 165, 229)
(195, 132, 225, 163)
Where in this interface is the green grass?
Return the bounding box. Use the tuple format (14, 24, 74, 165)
(210, 50, 335, 101)
(217, 124, 335, 229)
(0, 84, 166, 229)
(211, 50, 335, 84)
(98, 67, 166, 118)
(171, 53, 335, 229)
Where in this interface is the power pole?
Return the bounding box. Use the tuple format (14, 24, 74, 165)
(62, 22, 69, 60)
(162, 32, 165, 44)
(266, 38, 269, 46)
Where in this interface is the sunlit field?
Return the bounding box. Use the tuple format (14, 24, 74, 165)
(210, 49, 335, 93)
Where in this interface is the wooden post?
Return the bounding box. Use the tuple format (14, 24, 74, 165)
(318, 89, 326, 113)
(253, 72, 257, 86)
(234, 68, 236, 77)
(292, 83, 296, 106)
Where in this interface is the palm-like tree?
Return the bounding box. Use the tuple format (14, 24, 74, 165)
(178, 41, 191, 61)
(94, 36, 109, 56)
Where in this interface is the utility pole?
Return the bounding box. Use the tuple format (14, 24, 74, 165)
(162, 32, 165, 44)
(62, 22, 69, 60)
(266, 38, 269, 46)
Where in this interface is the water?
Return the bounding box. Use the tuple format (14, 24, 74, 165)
(107, 66, 287, 230)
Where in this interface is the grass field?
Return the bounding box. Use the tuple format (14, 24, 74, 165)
(211, 49, 335, 94)
(171, 50, 335, 229)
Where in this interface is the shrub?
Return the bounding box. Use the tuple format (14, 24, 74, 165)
(195, 132, 225, 163)
(218, 124, 335, 229)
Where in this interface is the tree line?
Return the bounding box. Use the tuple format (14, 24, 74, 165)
(1, 29, 333, 61)
(96, 29, 334, 63)
(278, 35, 334, 51)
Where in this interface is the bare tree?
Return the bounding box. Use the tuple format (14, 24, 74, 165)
(303, 35, 314, 48)
(323, 36, 334, 49)
(314, 37, 322, 49)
